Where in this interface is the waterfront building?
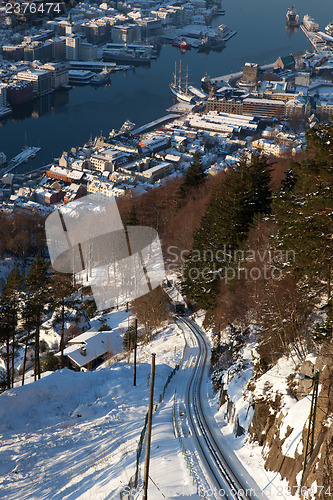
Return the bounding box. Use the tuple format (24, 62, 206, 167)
(242, 63, 258, 83)
(66, 35, 82, 61)
(111, 24, 141, 43)
(2, 44, 25, 61)
(80, 42, 98, 61)
(6, 81, 34, 105)
(15, 70, 53, 97)
(242, 97, 286, 119)
(136, 18, 162, 39)
(206, 96, 244, 115)
(0, 83, 8, 108)
(274, 55, 295, 70)
(41, 63, 69, 89)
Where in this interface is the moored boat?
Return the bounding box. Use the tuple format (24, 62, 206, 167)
(286, 6, 299, 27)
(169, 62, 194, 103)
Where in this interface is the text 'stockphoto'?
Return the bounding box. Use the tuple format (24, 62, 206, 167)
(46, 194, 165, 311)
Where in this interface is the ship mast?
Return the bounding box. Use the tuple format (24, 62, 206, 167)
(174, 61, 177, 86)
(178, 60, 182, 90)
(186, 66, 189, 94)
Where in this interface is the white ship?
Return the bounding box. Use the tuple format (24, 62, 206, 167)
(303, 14, 320, 32)
(120, 119, 136, 133)
(325, 22, 333, 36)
(169, 62, 194, 103)
(90, 67, 111, 86)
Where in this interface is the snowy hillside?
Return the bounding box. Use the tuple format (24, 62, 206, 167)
(0, 320, 193, 500)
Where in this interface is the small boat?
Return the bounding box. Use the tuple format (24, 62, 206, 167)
(172, 38, 191, 50)
(198, 36, 225, 52)
(120, 119, 136, 133)
(325, 22, 333, 36)
(90, 67, 111, 86)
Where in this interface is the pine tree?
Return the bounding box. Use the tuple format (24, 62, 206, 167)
(182, 155, 272, 309)
(51, 271, 74, 369)
(0, 266, 22, 389)
(274, 124, 333, 301)
(126, 204, 139, 226)
(178, 151, 206, 199)
(21, 299, 35, 386)
(25, 256, 50, 380)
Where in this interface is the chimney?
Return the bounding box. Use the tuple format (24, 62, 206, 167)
(80, 346, 87, 356)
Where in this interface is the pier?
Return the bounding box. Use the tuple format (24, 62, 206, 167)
(1, 147, 41, 175)
(132, 115, 180, 135)
(300, 25, 319, 52)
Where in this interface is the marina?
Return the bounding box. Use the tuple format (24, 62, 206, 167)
(0, 0, 331, 172)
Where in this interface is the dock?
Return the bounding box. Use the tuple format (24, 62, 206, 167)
(2, 147, 41, 175)
(132, 115, 179, 135)
(210, 63, 275, 85)
(300, 25, 319, 51)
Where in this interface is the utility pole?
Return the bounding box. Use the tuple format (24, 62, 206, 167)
(143, 353, 156, 500)
(302, 370, 320, 484)
(133, 318, 137, 387)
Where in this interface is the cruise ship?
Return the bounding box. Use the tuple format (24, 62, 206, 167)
(286, 6, 299, 27)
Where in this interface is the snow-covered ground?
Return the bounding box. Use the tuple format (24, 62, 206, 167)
(0, 292, 314, 500)
(0, 310, 196, 500)
(207, 341, 306, 500)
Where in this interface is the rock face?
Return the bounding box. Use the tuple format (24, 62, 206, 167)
(248, 346, 333, 496)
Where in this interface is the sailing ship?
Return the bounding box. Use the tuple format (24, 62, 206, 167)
(169, 62, 194, 103)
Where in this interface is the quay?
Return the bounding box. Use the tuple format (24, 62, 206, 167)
(2, 147, 41, 175)
(210, 63, 275, 85)
(300, 24, 319, 52)
(132, 114, 180, 135)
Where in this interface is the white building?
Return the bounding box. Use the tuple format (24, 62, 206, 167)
(0, 83, 8, 107)
(66, 35, 81, 61)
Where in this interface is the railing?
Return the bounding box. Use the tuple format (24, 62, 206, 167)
(120, 323, 188, 498)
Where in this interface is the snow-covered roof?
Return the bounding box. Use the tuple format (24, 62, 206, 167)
(58, 330, 117, 368)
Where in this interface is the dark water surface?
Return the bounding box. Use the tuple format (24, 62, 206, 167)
(0, 0, 332, 172)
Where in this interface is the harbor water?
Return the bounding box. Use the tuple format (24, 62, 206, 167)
(0, 0, 331, 173)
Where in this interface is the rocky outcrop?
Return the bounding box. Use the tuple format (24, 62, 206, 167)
(248, 345, 333, 495)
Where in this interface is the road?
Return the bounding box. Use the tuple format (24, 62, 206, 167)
(177, 316, 268, 500)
